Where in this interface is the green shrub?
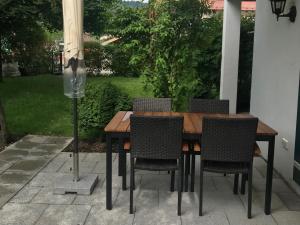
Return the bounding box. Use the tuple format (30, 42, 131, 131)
(84, 41, 104, 76)
(78, 82, 132, 137)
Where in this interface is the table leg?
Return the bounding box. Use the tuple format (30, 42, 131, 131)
(265, 137, 275, 215)
(106, 133, 112, 210)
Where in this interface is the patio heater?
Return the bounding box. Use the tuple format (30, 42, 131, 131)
(54, 0, 98, 195)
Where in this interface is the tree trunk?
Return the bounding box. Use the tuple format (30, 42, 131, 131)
(0, 100, 7, 149)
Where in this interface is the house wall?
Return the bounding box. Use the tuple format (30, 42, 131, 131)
(250, 0, 300, 191)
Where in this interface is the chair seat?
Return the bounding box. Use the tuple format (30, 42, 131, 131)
(135, 158, 178, 171)
(203, 161, 249, 174)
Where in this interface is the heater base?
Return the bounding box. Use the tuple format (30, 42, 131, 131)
(54, 174, 98, 195)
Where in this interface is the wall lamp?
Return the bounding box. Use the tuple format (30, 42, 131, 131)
(270, 0, 297, 22)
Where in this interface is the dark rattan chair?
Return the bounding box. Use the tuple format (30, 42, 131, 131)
(187, 99, 229, 192)
(120, 98, 172, 190)
(133, 98, 172, 112)
(129, 115, 184, 215)
(199, 117, 258, 219)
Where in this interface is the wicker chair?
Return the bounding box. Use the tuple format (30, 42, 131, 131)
(199, 117, 258, 218)
(187, 99, 229, 192)
(133, 98, 172, 112)
(129, 115, 184, 215)
(120, 98, 172, 190)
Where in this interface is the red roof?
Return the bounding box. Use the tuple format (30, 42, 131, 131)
(210, 0, 256, 11)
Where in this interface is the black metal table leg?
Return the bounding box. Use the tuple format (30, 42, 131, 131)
(106, 133, 112, 210)
(191, 154, 195, 192)
(265, 137, 275, 215)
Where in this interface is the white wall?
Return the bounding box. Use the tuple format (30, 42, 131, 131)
(251, 0, 300, 189)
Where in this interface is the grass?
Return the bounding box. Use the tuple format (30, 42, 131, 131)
(0, 74, 152, 137)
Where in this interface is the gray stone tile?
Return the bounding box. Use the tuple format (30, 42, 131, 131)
(73, 180, 117, 206)
(193, 175, 218, 192)
(0, 185, 18, 207)
(225, 208, 277, 225)
(10, 186, 41, 203)
(59, 161, 97, 174)
(140, 174, 176, 191)
(253, 178, 293, 193)
(84, 204, 134, 225)
(277, 192, 300, 211)
(32, 188, 76, 204)
(272, 211, 300, 225)
(0, 149, 28, 161)
(35, 204, 90, 225)
(83, 153, 104, 162)
(182, 210, 229, 225)
(0, 171, 32, 185)
(134, 208, 181, 225)
(0, 203, 47, 225)
(240, 192, 288, 216)
(41, 158, 66, 173)
(0, 160, 12, 171)
(212, 176, 236, 193)
(8, 159, 48, 172)
(29, 172, 66, 188)
(194, 191, 244, 214)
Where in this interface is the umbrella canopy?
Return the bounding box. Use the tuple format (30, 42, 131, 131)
(62, 0, 86, 98)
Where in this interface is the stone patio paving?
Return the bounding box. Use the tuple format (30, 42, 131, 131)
(0, 135, 300, 225)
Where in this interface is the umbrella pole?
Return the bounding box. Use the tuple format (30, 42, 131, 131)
(73, 96, 79, 182)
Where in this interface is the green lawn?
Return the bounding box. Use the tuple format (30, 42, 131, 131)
(0, 75, 152, 137)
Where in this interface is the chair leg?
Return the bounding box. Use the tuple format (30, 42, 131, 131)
(181, 155, 184, 192)
(248, 166, 253, 219)
(199, 161, 204, 216)
(184, 153, 190, 192)
(241, 174, 247, 195)
(171, 171, 175, 192)
(233, 173, 239, 194)
(118, 139, 124, 177)
(130, 158, 134, 214)
(191, 154, 195, 192)
(178, 155, 183, 216)
(122, 152, 127, 190)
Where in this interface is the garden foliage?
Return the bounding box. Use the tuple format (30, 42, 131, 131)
(78, 82, 131, 135)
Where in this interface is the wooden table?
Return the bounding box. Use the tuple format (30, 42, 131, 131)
(104, 111, 278, 214)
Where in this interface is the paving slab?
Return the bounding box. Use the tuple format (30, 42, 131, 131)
(0, 185, 18, 208)
(9, 186, 41, 204)
(181, 210, 230, 225)
(272, 211, 300, 225)
(84, 204, 134, 225)
(225, 208, 277, 225)
(0, 171, 32, 185)
(8, 158, 48, 172)
(240, 192, 288, 216)
(277, 192, 300, 211)
(35, 204, 91, 225)
(0, 203, 47, 225)
(0, 160, 12, 171)
(133, 208, 181, 225)
(32, 188, 76, 205)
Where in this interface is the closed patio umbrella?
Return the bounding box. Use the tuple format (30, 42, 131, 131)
(54, 0, 97, 195)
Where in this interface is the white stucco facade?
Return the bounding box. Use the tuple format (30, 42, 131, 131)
(250, 0, 300, 191)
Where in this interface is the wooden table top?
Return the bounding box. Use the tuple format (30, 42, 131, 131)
(104, 111, 278, 137)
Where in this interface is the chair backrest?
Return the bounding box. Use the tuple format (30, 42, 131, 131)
(201, 117, 258, 163)
(133, 98, 172, 112)
(189, 99, 229, 114)
(130, 115, 183, 159)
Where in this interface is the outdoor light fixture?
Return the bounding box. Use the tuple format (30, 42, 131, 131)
(270, 0, 297, 22)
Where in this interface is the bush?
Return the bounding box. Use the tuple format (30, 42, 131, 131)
(78, 82, 132, 137)
(84, 41, 104, 76)
(103, 44, 140, 77)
